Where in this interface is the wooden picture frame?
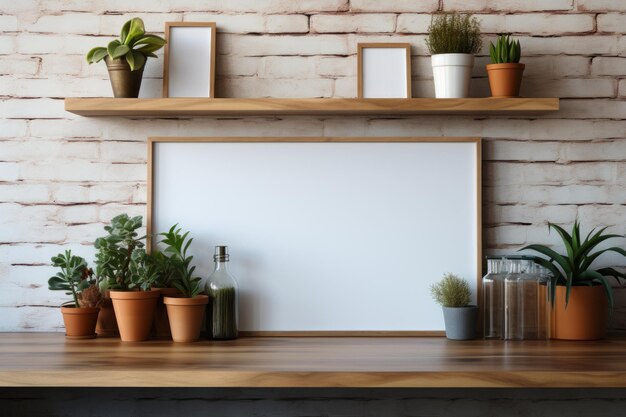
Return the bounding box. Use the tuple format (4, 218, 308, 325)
(163, 22, 217, 98)
(357, 43, 412, 99)
(147, 137, 482, 336)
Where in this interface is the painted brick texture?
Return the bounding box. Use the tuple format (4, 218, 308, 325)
(0, 0, 625, 332)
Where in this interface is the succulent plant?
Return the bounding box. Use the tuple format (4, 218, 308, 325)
(489, 34, 521, 64)
(522, 221, 626, 311)
(430, 273, 472, 307)
(48, 250, 101, 308)
(86, 17, 166, 71)
(426, 12, 482, 55)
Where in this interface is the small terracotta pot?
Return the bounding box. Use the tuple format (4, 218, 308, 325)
(151, 287, 182, 339)
(486, 63, 525, 97)
(164, 295, 209, 343)
(553, 285, 608, 340)
(110, 290, 159, 342)
(60, 305, 100, 339)
(96, 290, 118, 337)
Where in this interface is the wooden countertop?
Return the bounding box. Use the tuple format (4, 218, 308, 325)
(1, 333, 625, 388)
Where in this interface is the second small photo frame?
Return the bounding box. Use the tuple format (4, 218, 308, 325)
(163, 22, 217, 98)
(357, 43, 412, 99)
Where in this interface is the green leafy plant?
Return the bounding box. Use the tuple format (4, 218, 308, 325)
(159, 224, 202, 298)
(95, 214, 150, 291)
(522, 221, 626, 311)
(86, 17, 166, 71)
(489, 34, 521, 64)
(426, 12, 482, 55)
(430, 273, 472, 307)
(48, 250, 101, 308)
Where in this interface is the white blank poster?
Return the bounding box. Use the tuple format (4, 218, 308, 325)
(151, 139, 480, 332)
(167, 26, 213, 97)
(362, 48, 409, 98)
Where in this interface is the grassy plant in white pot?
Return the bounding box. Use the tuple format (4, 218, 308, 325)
(426, 12, 482, 98)
(431, 273, 477, 340)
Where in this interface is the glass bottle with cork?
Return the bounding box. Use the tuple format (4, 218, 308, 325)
(205, 246, 239, 340)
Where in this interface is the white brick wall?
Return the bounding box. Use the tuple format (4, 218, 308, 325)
(0, 0, 625, 332)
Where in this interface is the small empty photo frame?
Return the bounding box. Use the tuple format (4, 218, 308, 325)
(357, 43, 412, 99)
(163, 22, 216, 98)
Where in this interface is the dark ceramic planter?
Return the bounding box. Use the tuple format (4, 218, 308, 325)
(442, 306, 478, 340)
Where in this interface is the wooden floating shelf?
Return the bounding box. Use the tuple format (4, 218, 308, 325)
(1, 333, 625, 388)
(64, 97, 559, 117)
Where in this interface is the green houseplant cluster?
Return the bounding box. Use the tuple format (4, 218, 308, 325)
(48, 214, 211, 342)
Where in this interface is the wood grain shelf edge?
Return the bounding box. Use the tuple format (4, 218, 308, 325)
(64, 97, 559, 117)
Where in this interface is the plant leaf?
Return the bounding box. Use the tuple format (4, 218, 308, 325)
(120, 19, 131, 43)
(521, 244, 570, 275)
(111, 44, 130, 59)
(86, 47, 108, 63)
(107, 40, 121, 58)
(124, 17, 145, 45)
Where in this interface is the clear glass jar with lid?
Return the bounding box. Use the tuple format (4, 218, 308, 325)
(205, 246, 239, 340)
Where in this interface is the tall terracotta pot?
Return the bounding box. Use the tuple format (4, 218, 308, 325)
(96, 290, 118, 337)
(486, 63, 525, 97)
(152, 288, 181, 339)
(61, 305, 100, 339)
(553, 285, 608, 340)
(110, 290, 159, 342)
(164, 295, 209, 343)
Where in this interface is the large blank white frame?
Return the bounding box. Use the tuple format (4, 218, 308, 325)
(163, 22, 216, 98)
(148, 137, 482, 335)
(358, 43, 412, 99)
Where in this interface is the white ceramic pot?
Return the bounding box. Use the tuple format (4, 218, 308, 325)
(431, 53, 474, 98)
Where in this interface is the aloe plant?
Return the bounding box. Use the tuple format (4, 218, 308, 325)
(159, 224, 202, 298)
(48, 250, 100, 308)
(522, 221, 626, 311)
(86, 17, 166, 71)
(489, 34, 521, 64)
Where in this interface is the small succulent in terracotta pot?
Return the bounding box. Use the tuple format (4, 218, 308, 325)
(486, 34, 525, 97)
(48, 251, 102, 339)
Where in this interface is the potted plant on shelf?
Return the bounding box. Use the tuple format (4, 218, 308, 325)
(48, 251, 102, 339)
(425, 12, 482, 98)
(161, 225, 208, 343)
(95, 214, 160, 342)
(431, 273, 477, 340)
(86, 17, 166, 98)
(487, 34, 524, 98)
(522, 221, 626, 340)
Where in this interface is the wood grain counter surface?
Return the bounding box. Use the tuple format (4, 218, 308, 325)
(0, 333, 624, 388)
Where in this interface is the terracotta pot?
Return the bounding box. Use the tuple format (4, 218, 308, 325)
(104, 56, 144, 98)
(96, 290, 118, 337)
(151, 287, 182, 339)
(60, 305, 100, 339)
(110, 290, 159, 342)
(164, 295, 209, 342)
(553, 285, 608, 340)
(486, 63, 525, 97)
